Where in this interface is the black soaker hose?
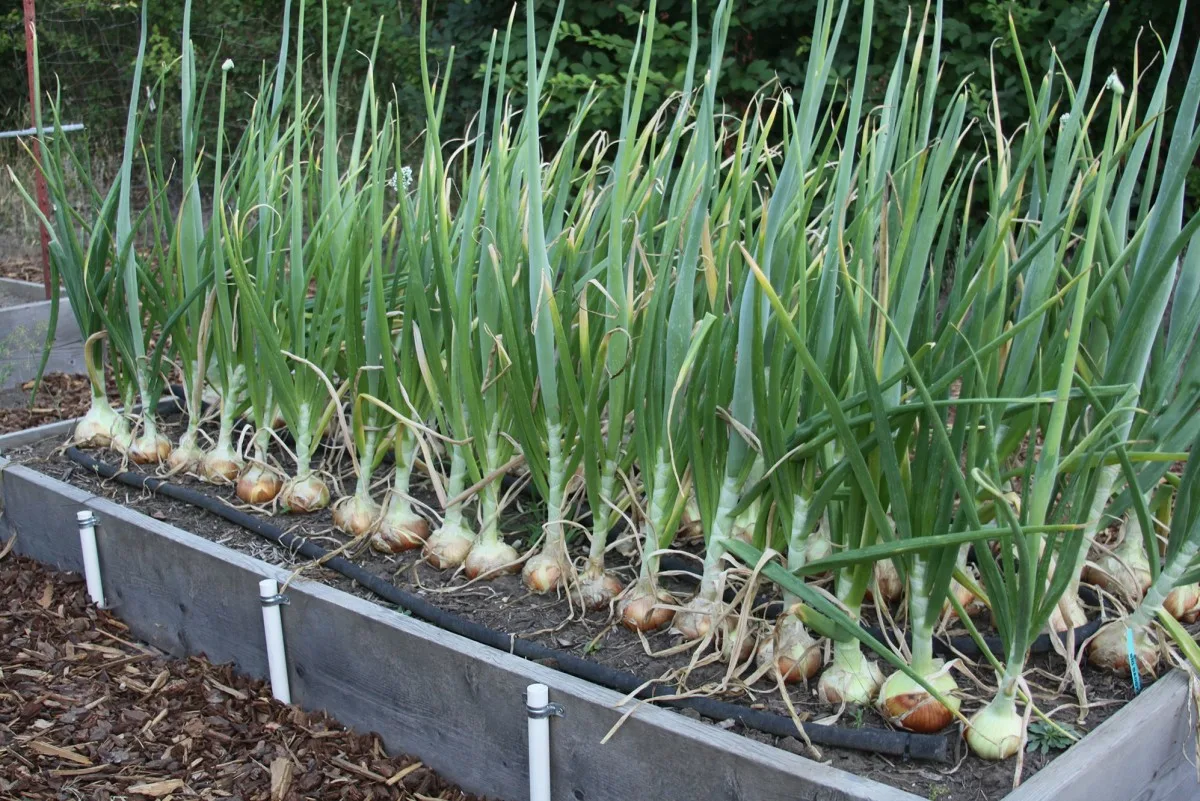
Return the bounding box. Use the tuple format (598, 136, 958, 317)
(655, 555, 1102, 659)
(66, 447, 955, 763)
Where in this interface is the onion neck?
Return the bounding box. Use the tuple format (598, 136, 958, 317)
(908, 558, 935, 674)
(587, 458, 618, 565)
(637, 452, 673, 581)
(354, 431, 378, 500)
(443, 444, 469, 530)
(292, 403, 314, 478)
(696, 473, 741, 601)
(542, 422, 568, 556)
(784, 493, 812, 607)
(1069, 464, 1120, 598)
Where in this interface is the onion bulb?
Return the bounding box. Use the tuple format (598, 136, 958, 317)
(371, 503, 429, 553)
(201, 445, 243, 484)
(804, 516, 833, 570)
(678, 494, 703, 539)
(672, 592, 752, 660)
(818, 644, 884, 706)
(577, 560, 623, 610)
(523, 547, 569, 594)
(423, 518, 475, 569)
(464, 540, 520, 580)
(1087, 621, 1159, 676)
(332, 493, 382, 537)
(672, 593, 720, 641)
(127, 429, 171, 464)
(237, 463, 283, 504)
(619, 578, 675, 631)
(878, 661, 960, 733)
(964, 696, 1023, 760)
(279, 472, 330, 513)
(1164, 583, 1200, 623)
(1048, 592, 1088, 633)
(757, 611, 821, 683)
(941, 573, 978, 620)
(867, 558, 903, 606)
(167, 437, 205, 474)
(1083, 517, 1152, 604)
(73, 403, 132, 450)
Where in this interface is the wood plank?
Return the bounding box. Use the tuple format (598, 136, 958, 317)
(80, 496, 275, 681)
(0, 417, 79, 451)
(0, 278, 53, 303)
(283, 579, 921, 801)
(0, 298, 84, 390)
(1006, 670, 1195, 801)
(0, 460, 95, 572)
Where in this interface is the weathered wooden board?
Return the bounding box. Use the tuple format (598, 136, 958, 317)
(0, 453, 921, 801)
(0, 296, 84, 390)
(0, 459, 94, 571)
(0, 417, 77, 450)
(0, 278, 51, 304)
(1008, 669, 1197, 801)
(1, 437, 1195, 801)
(82, 495, 274, 680)
(284, 577, 917, 801)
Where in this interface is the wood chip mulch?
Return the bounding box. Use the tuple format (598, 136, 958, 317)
(0, 255, 44, 286)
(0, 548, 488, 801)
(0, 373, 121, 435)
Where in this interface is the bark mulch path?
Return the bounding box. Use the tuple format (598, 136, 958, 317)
(0, 547, 489, 801)
(0, 373, 118, 435)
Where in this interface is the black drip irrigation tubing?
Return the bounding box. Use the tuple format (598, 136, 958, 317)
(656, 555, 1102, 659)
(65, 447, 955, 763)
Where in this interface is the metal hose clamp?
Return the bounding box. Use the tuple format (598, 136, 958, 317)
(76, 512, 98, 528)
(260, 593, 290, 607)
(527, 701, 565, 719)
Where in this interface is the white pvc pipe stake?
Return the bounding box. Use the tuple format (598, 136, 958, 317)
(527, 683, 556, 801)
(259, 578, 291, 704)
(76, 510, 105, 608)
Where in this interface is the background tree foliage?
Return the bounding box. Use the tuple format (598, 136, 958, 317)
(2, 0, 1197, 188)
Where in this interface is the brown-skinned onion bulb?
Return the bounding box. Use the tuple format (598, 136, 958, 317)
(1164, 583, 1200, 623)
(127, 430, 171, 464)
(278, 473, 330, 513)
(1087, 621, 1159, 676)
(577, 568, 623, 611)
(201, 447, 243, 484)
(332, 494, 382, 537)
(463, 540, 520, 580)
(618, 578, 675, 631)
(370, 506, 429, 553)
(878, 662, 960, 733)
(523, 547, 569, 594)
(237, 463, 283, 504)
(757, 612, 821, 683)
(422, 519, 475, 569)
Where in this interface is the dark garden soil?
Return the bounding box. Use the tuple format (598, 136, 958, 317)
(0, 550, 486, 801)
(0, 405, 1164, 801)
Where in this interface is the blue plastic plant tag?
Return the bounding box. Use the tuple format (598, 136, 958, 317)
(1125, 628, 1142, 694)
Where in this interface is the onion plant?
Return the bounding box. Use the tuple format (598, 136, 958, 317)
(228, 0, 348, 512)
(10, 33, 129, 449)
(162, 0, 213, 474)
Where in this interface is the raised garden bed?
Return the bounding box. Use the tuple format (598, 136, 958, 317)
(0, 278, 82, 391)
(2, 416, 1196, 801)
